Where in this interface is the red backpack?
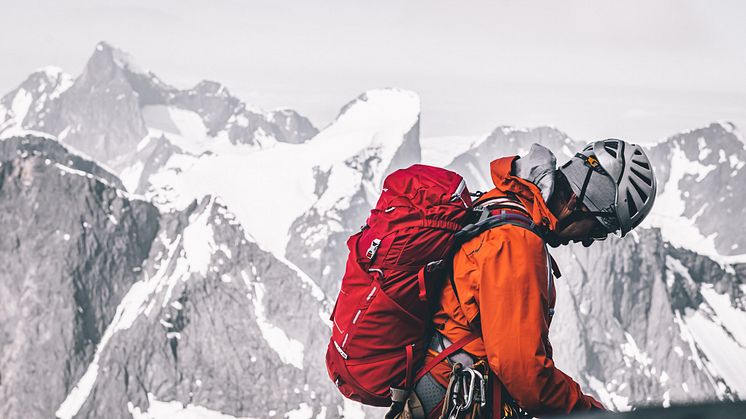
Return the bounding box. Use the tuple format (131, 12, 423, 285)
(324, 164, 480, 406)
(325, 164, 547, 409)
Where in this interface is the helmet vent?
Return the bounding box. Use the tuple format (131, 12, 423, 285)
(630, 166, 652, 186)
(604, 145, 618, 158)
(632, 159, 650, 170)
(605, 141, 619, 150)
(633, 149, 643, 156)
(630, 177, 648, 202)
(626, 190, 638, 216)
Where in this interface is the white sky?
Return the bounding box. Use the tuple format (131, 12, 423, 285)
(1, 0, 744, 144)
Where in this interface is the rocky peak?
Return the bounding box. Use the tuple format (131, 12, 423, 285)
(88, 41, 146, 77)
(269, 108, 319, 144)
(80, 42, 140, 85)
(190, 80, 231, 98)
(657, 122, 744, 171)
(446, 125, 580, 191)
(0, 67, 73, 134)
(173, 81, 241, 135)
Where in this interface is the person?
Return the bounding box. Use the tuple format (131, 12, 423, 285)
(408, 139, 657, 418)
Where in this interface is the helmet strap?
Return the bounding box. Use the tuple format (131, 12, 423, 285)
(556, 165, 594, 233)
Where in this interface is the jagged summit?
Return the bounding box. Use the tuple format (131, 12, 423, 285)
(189, 79, 231, 97)
(90, 41, 147, 75)
(0, 41, 320, 169)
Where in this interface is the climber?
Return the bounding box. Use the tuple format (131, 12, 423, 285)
(408, 139, 657, 418)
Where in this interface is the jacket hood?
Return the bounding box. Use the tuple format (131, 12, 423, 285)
(484, 145, 558, 232)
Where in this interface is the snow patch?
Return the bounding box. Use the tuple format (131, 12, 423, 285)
(699, 284, 746, 347)
(10, 88, 32, 123)
(586, 375, 631, 412)
(285, 403, 314, 419)
(681, 306, 746, 397)
(243, 271, 305, 369)
(120, 161, 144, 192)
(128, 393, 257, 419)
(182, 198, 217, 275)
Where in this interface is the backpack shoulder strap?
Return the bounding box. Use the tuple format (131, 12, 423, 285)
(455, 209, 546, 245)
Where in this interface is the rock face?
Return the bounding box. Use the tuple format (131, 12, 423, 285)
(69, 197, 337, 419)
(549, 230, 740, 410)
(0, 136, 159, 419)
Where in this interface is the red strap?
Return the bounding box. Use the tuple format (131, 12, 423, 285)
(414, 333, 478, 383)
(417, 267, 427, 301)
(405, 344, 414, 388)
(491, 371, 503, 419)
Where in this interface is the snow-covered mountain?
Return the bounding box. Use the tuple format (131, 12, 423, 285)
(0, 42, 318, 181)
(2, 41, 745, 418)
(0, 135, 340, 419)
(645, 122, 746, 261)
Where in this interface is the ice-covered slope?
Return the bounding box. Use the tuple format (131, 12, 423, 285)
(644, 122, 746, 262)
(146, 88, 421, 258)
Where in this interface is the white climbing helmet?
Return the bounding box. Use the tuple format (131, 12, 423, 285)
(559, 139, 657, 237)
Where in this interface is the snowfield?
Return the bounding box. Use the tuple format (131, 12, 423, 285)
(144, 88, 420, 256)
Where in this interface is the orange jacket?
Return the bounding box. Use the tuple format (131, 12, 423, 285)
(427, 156, 604, 417)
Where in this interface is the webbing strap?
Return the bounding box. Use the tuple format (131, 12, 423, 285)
(414, 333, 478, 383)
(405, 344, 415, 388)
(417, 267, 427, 301)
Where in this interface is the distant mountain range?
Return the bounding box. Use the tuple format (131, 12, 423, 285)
(0, 42, 744, 418)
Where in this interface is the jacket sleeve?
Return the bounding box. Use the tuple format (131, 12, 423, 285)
(472, 226, 604, 416)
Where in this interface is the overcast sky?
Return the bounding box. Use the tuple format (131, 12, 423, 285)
(1, 1, 744, 144)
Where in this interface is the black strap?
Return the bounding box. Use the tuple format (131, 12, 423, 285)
(455, 212, 544, 245)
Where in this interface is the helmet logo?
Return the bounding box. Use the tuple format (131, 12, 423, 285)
(586, 155, 599, 168)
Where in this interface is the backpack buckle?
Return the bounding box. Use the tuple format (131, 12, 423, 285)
(366, 238, 381, 260)
(426, 260, 444, 273)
